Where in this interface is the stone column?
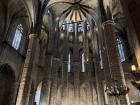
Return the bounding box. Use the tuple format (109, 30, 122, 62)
(28, 83, 35, 105)
(61, 25, 69, 105)
(12, 82, 19, 105)
(61, 62, 68, 105)
(83, 21, 94, 105)
(16, 34, 38, 105)
(49, 58, 59, 105)
(91, 28, 105, 105)
(85, 62, 93, 105)
(40, 55, 52, 105)
(102, 20, 128, 105)
(73, 22, 80, 105)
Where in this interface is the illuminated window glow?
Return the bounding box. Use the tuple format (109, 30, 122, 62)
(35, 91, 41, 105)
(117, 38, 126, 62)
(78, 23, 83, 32)
(12, 24, 23, 50)
(68, 24, 73, 32)
(35, 82, 42, 105)
(81, 53, 85, 72)
(68, 53, 71, 72)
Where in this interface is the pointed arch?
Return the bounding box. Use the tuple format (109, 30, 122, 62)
(0, 63, 16, 105)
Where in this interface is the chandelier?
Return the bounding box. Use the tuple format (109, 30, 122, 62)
(105, 80, 129, 96)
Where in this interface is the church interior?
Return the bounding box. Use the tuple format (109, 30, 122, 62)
(0, 0, 140, 105)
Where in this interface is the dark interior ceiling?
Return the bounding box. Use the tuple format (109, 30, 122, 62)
(125, 0, 140, 43)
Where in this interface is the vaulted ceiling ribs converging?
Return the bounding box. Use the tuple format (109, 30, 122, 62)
(47, 0, 97, 24)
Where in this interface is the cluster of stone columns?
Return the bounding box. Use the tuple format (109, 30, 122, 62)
(39, 22, 100, 105)
(16, 34, 38, 105)
(99, 5, 130, 105)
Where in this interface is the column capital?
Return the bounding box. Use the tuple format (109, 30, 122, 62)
(101, 20, 115, 28)
(29, 34, 38, 39)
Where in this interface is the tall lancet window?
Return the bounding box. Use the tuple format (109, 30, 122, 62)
(12, 24, 23, 50)
(81, 53, 85, 72)
(68, 50, 73, 72)
(78, 23, 83, 32)
(68, 24, 73, 32)
(62, 24, 66, 30)
(117, 37, 126, 62)
(99, 49, 103, 69)
(68, 52, 71, 72)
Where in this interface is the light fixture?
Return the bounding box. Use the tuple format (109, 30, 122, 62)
(60, 32, 65, 40)
(131, 100, 134, 104)
(131, 65, 137, 72)
(131, 65, 140, 91)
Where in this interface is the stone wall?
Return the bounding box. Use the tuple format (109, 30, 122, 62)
(124, 0, 140, 43)
(0, 43, 25, 80)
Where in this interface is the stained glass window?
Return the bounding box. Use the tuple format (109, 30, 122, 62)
(68, 24, 73, 32)
(35, 91, 41, 105)
(12, 24, 23, 50)
(35, 82, 42, 105)
(80, 53, 85, 72)
(78, 23, 83, 32)
(117, 37, 126, 62)
(87, 22, 90, 30)
(68, 53, 71, 72)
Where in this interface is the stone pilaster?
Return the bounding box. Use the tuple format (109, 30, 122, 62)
(16, 34, 38, 105)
